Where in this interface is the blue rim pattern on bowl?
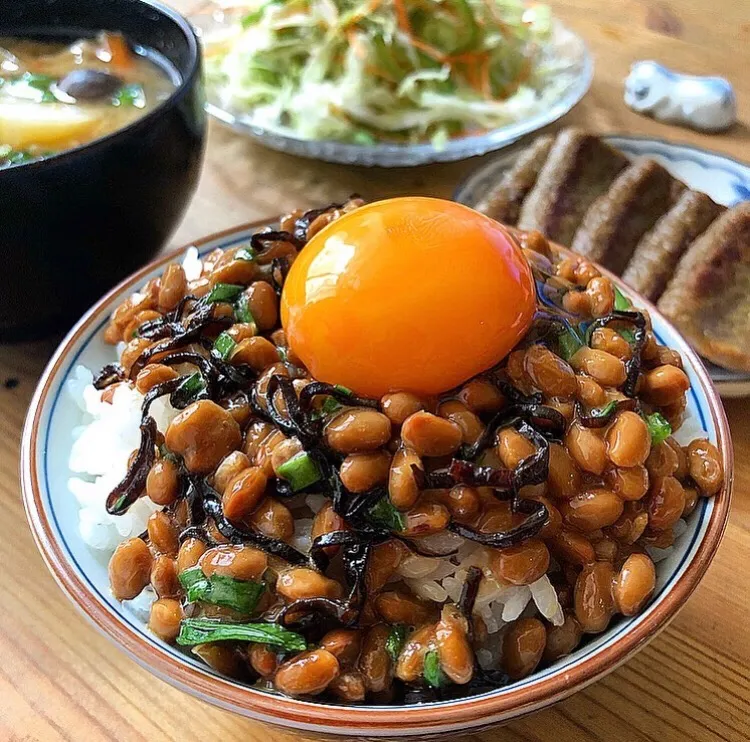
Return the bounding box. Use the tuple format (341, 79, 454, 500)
(20, 221, 731, 737)
(453, 135, 750, 396)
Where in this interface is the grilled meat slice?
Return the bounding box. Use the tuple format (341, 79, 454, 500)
(570, 159, 685, 273)
(658, 202, 750, 371)
(517, 128, 628, 244)
(478, 135, 554, 224)
(621, 190, 723, 301)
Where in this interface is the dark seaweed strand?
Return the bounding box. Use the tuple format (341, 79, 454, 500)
(291, 202, 345, 244)
(279, 529, 385, 628)
(447, 419, 550, 548)
(264, 374, 320, 445)
(106, 417, 158, 515)
(149, 351, 221, 397)
(270, 257, 290, 296)
(448, 459, 514, 489)
(409, 464, 455, 491)
(586, 310, 648, 397)
(92, 363, 125, 390)
(202, 493, 308, 566)
(460, 398, 564, 462)
(250, 229, 303, 252)
(276, 597, 354, 628)
(576, 398, 640, 428)
(298, 381, 380, 411)
(458, 566, 483, 620)
(129, 301, 232, 378)
(141, 376, 188, 416)
(448, 499, 547, 548)
(395, 534, 460, 558)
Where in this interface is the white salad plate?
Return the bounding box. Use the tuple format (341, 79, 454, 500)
(454, 135, 750, 397)
(190, 6, 592, 167)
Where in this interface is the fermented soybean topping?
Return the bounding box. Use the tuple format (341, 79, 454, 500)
(99, 202, 723, 705)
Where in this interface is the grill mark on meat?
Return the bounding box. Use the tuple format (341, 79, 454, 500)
(518, 128, 628, 244)
(570, 159, 684, 274)
(478, 135, 554, 224)
(621, 190, 724, 301)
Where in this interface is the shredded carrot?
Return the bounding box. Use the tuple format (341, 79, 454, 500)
(479, 54, 492, 99)
(341, 0, 383, 29)
(391, 0, 448, 63)
(393, 0, 411, 34)
(103, 32, 134, 72)
(347, 29, 366, 59)
(446, 50, 486, 65)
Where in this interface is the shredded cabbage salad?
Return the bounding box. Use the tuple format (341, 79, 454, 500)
(202, 0, 566, 147)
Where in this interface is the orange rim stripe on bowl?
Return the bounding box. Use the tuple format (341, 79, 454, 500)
(20, 220, 734, 735)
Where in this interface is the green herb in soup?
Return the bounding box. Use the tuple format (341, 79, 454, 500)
(0, 32, 175, 168)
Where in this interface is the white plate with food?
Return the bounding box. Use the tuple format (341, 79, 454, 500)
(190, 1, 592, 166)
(454, 130, 750, 396)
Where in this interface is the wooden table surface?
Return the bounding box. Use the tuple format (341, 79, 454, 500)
(2, 2, 749, 740)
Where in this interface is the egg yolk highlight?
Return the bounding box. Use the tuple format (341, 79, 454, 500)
(281, 197, 536, 398)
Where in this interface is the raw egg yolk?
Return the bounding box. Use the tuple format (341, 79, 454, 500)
(280, 197, 536, 398)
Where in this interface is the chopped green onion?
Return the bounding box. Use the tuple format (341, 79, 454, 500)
(113, 82, 145, 107)
(614, 286, 632, 311)
(235, 247, 256, 262)
(385, 624, 408, 663)
(368, 497, 406, 532)
(277, 345, 289, 363)
(276, 451, 322, 492)
(176, 618, 307, 650)
(179, 570, 265, 614)
(171, 372, 207, 408)
(212, 331, 237, 361)
(206, 283, 245, 304)
(423, 649, 444, 688)
(235, 292, 255, 324)
(333, 384, 353, 396)
(591, 400, 617, 419)
(321, 397, 342, 415)
(20, 72, 56, 99)
(619, 328, 636, 345)
(0, 145, 42, 168)
(557, 325, 584, 361)
(645, 412, 672, 446)
(178, 566, 206, 591)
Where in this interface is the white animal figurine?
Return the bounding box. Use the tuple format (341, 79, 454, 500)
(624, 60, 736, 132)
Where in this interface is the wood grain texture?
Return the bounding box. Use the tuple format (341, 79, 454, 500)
(2, 1, 749, 739)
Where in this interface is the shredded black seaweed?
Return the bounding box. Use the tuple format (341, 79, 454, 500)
(459, 566, 483, 619)
(586, 310, 647, 397)
(576, 398, 639, 428)
(250, 229, 303, 252)
(291, 202, 345, 244)
(449, 498, 548, 549)
(106, 416, 157, 514)
(298, 381, 380, 410)
(93, 363, 125, 390)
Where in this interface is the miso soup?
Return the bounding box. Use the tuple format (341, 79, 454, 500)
(0, 32, 176, 168)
